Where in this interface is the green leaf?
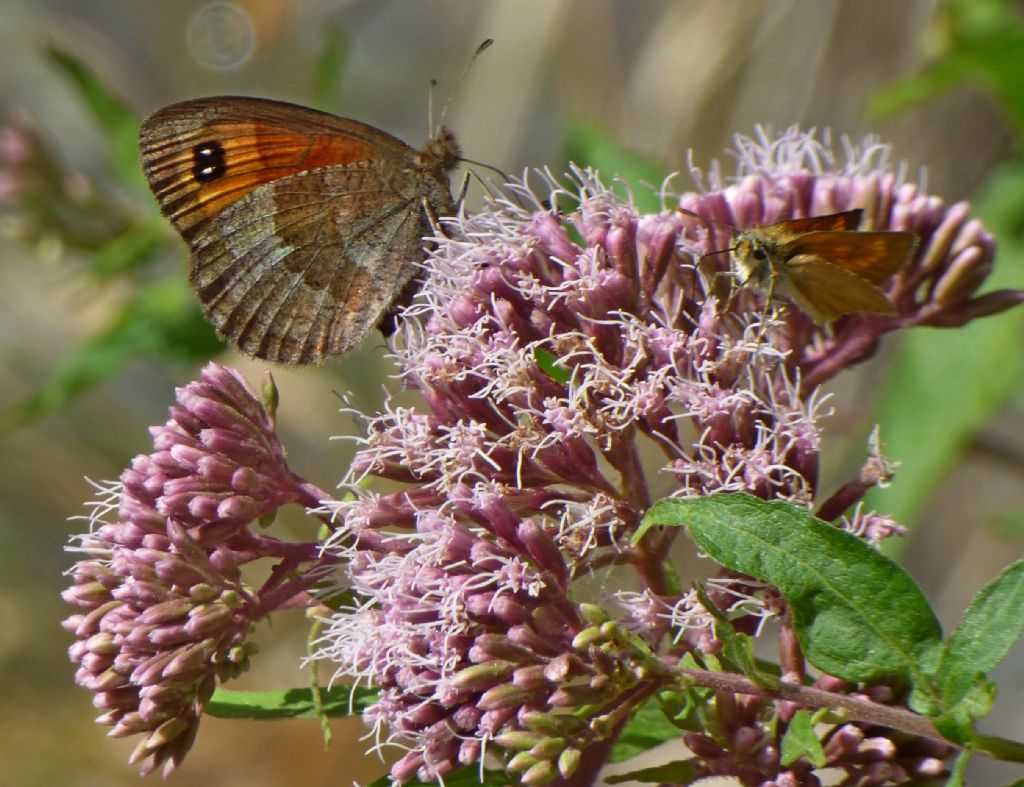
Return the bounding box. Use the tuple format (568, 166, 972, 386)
(608, 696, 684, 763)
(639, 494, 944, 691)
(206, 685, 378, 719)
(656, 690, 706, 734)
(91, 221, 164, 280)
(934, 558, 1024, 718)
(563, 122, 666, 214)
(46, 45, 141, 184)
(869, 59, 966, 121)
(932, 678, 996, 743)
(652, 655, 714, 735)
(694, 584, 777, 689)
(954, 30, 1024, 132)
(4, 277, 222, 426)
(311, 26, 351, 111)
(533, 347, 571, 384)
(969, 732, 1024, 764)
(779, 709, 827, 768)
(864, 161, 1024, 536)
(605, 759, 700, 785)
(307, 620, 332, 746)
(871, 2, 1024, 135)
(661, 557, 684, 596)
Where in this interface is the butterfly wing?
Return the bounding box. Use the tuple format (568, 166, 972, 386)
(139, 96, 455, 363)
(764, 209, 863, 236)
(189, 167, 434, 362)
(139, 97, 419, 238)
(781, 254, 898, 323)
(786, 230, 918, 284)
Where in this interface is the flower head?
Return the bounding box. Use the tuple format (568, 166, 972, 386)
(65, 128, 1021, 784)
(63, 364, 335, 776)
(679, 126, 1016, 388)
(311, 129, 1017, 784)
(63, 519, 256, 776)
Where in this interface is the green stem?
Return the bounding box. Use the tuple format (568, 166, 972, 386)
(970, 733, 1024, 763)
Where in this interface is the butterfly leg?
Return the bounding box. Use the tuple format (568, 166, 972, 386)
(716, 269, 741, 313)
(456, 169, 473, 204)
(420, 195, 447, 238)
(752, 267, 780, 345)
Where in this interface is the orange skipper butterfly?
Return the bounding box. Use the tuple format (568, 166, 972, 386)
(682, 208, 918, 324)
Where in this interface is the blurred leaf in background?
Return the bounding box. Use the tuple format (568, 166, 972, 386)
(865, 0, 1024, 542)
(5, 277, 221, 427)
(563, 120, 666, 214)
(46, 45, 142, 186)
(871, 0, 1024, 136)
(3, 47, 228, 426)
(310, 25, 350, 113)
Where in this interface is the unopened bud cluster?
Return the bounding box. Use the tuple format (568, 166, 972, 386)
(64, 364, 331, 775)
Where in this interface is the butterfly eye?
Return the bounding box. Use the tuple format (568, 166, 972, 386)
(751, 246, 768, 262)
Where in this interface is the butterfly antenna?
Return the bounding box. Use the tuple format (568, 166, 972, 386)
(700, 246, 735, 261)
(428, 78, 438, 139)
(436, 38, 494, 134)
(677, 206, 737, 231)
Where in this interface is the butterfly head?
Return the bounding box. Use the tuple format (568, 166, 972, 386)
(731, 229, 782, 289)
(420, 124, 461, 173)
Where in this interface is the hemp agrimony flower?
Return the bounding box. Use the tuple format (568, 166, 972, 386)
(63, 364, 340, 776)
(64, 128, 1022, 785)
(309, 128, 1014, 784)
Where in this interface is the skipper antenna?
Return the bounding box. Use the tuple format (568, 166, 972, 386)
(677, 207, 740, 260)
(677, 206, 737, 231)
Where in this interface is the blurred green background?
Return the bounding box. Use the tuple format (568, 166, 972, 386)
(1, 1, 1022, 785)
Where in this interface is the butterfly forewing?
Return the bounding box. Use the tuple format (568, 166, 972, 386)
(786, 230, 918, 284)
(139, 96, 458, 363)
(764, 209, 862, 237)
(140, 98, 414, 236)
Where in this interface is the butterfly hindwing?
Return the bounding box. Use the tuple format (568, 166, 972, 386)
(783, 254, 898, 323)
(190, 167, 426, 362)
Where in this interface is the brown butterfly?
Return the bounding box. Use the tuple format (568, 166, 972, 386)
(139, 96, 459, 364)
(684, 208, 918, 324)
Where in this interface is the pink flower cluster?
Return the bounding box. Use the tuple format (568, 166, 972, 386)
(63, 365, 335, 776)
(64, 128, 1020, 785)
(310, 129, 1009, 783)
